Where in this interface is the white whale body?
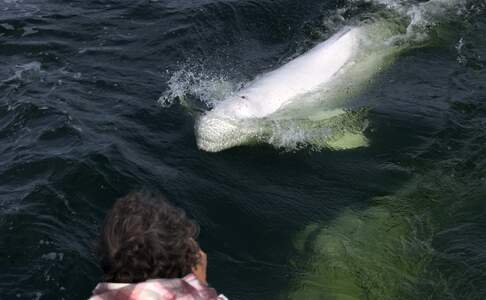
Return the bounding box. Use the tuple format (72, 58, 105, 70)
(195, 22, 402, 152)
(194, 0, 463, 152)
(209, 27, 359, 120)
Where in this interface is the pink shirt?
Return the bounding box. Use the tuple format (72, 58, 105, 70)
(89, 274, 227, 300)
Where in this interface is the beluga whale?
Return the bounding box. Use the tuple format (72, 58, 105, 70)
(191, 0, 464, 152)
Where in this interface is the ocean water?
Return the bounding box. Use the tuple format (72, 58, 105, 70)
(0, 0, 485, 299)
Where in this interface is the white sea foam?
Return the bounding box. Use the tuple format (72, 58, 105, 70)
(2, 61, 42, 84)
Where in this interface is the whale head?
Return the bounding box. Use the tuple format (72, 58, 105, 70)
(195, 113, 261, 152)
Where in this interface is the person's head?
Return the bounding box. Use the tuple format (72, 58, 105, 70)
(99, 192, 202, 283)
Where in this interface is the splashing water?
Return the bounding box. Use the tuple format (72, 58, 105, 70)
(158, 66, 240, 110)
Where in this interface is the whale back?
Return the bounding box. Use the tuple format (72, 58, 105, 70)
(213, 27, 361, 119)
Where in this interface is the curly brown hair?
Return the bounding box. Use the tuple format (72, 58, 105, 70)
(99, 192, 200, 283)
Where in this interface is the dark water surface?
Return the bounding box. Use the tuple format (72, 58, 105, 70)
(1, 0, 485, 299)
